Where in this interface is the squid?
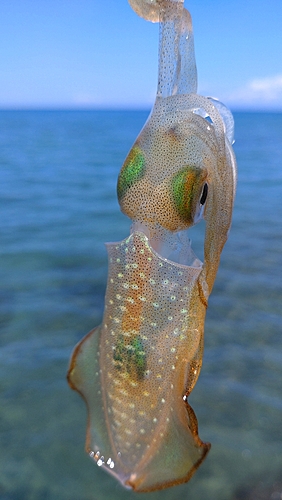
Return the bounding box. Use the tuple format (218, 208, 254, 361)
(68, 0, 237, 492)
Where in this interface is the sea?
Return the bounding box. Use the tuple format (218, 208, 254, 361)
(0, 110, 281, 500)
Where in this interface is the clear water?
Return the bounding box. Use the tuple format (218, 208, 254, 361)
(0, 110, 281, 500)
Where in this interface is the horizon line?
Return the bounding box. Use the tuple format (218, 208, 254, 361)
(0, 106, 281, 113)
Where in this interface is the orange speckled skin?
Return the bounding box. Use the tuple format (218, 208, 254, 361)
(68, 0, 236, 492)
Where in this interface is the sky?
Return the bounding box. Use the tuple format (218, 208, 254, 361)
(0, 0, 282, 111)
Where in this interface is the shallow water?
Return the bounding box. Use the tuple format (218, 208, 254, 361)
(0, 110, 281, 500)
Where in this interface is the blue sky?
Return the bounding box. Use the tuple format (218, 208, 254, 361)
(1, 0, 282, 110)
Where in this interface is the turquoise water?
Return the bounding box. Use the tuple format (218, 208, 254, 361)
(0, 110, 281, 500)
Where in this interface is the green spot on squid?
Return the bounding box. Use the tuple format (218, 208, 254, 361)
(171, 166, 204, 225)
(113, 334, 147, 380)
(117, 146, 145, 200)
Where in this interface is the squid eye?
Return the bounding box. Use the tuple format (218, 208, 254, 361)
(117, 146, 145, 201)
(200, 183, 208, 206)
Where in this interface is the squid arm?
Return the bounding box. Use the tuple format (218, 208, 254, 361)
(68, 0, 236, 492)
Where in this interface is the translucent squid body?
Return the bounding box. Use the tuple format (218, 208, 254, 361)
(68, 0, 237, 492)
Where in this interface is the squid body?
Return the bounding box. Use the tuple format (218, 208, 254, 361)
(68, 0, 237, 492)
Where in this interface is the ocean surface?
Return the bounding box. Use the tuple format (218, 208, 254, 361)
(0, 110, 281, 500)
